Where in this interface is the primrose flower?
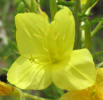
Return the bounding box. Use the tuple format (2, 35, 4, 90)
(7, 7, 96, 90)
(0, 81, 15, 96)
(60, 68, 103, 100)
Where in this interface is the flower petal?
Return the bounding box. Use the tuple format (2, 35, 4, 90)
(46, 7, 75, 60)
(15, 13, 49, 58)
(96, 68, 103, 99)
(52, 49, 96, 90)
(60, 90, 91, 100)
(7, 56, 51, 90)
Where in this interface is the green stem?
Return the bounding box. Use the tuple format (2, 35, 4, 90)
(14, 88, 47, 100)
(74, 0, 81, 49)
(91, 21, 103, 37)
(85, 20, 91, 49)
(31, 0, 37, 12)
(14, 88, 25, 100)
(40, 0, 50, 17)
(23, 0, 37, 12)
(19, 92, 25, 100)
(24, 93, 47, 100)
(22, 0, 31, 11)
(57, 1, 75, 7)
(50, 0, 57, 21)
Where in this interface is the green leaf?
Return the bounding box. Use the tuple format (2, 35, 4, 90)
(91, 22, 103, 37)
(90, 17, 103, 26)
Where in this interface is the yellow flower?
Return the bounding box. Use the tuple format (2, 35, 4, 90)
(7, 7, 96, 90)
(0, 81, 15, 96)
(60, 68, 103, 100)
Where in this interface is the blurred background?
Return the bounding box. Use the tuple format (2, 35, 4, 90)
(0, 0, 103, 100)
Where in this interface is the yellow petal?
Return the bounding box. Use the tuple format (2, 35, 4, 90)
(46, 7, 75, 61)
(15, 7, 75, 64)
(52, 49, 96, 90)
(15, 13, 49, 59)
(95, 68, 103, 99)
(38, 7, 49, 20)
(60, 90, 91, 100)
(7, 56, 51, 90)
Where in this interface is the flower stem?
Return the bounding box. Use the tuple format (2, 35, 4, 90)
(50, 0, 57, 21)
(57, 1, 75, 7)
(24, 93, 47, 100)
(85, 19, 91, 49)
(22, 0, 31, 11)
(14, 88, 47, 100)
(14, 88, 25, 100)
(40, 0, 50, 17)
(74, 0, 81, 49)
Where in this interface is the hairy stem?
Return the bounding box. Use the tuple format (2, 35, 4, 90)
(74, 0, 81, 49)
(85, 19, 91, 49)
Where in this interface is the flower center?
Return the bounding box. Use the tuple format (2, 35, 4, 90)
(52, 58, 60, 64)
